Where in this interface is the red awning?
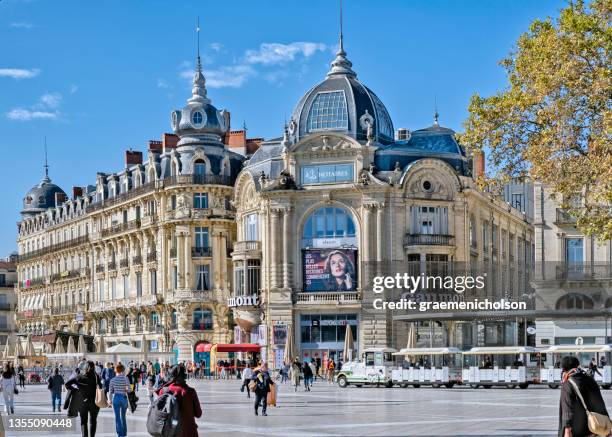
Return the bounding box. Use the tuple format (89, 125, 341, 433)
(214, 343, 261, 353)
(195, 343, 212, 352)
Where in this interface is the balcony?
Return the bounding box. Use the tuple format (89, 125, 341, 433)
(132, 255, 142, 266)
(18, 235, 90, 262)
(192, 246, 212, 258)
(51, 305, 77, 315)
(86, 181, 157, 213)
(50, 270, 80, 283)
(17, 309, 42, 320)
(147, 252, 157, 263)
(101, 219, 141, 238)
(167, 290, 213, 303)
(403, 234, 455, 247)
(232, 240, 261, 256)
(135, 325, 143, 333)
(555, 208, 579, 225)
(110, 327, 117, 334)
(122, 325, 130, 334)
(163, 173, 232, 188)
(295, 291, 360, 304)
(21, 277, 46, 289)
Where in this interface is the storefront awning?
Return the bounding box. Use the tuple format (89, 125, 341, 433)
(212, 343, 261, 353)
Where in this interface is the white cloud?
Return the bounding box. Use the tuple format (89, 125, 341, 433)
(157, 78, 170, 89)
(10, 22, 34, 29)
(69, 84, 79, 94)
(6, 92, 63, 122)
(0, 68, 40, 79)
(38, 92, 62, 109)
(6, 108, 57, 121)
(245, 42, 327, 65)
(180, 64, 255, 89)
(209, 42, 223, 52)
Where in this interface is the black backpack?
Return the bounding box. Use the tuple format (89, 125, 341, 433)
(146, 388, 182, 437)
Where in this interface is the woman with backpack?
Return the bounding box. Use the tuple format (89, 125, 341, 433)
(155, 364, 202, 437)
(65, 361, 102, 437)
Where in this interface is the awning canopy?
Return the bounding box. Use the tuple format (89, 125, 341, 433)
(463, 346, 540, 355)
(394, 347, 461, 356)
(542, 345, 612, 354)
(212, 344, 261, 353)
(195, 343, 211, 352)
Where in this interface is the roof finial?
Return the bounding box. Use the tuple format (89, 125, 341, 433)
(189, 16, 210, 105)
(43, 136, 50, 181)
(433, 96, 439, 127)
(327, 0, 356, 78)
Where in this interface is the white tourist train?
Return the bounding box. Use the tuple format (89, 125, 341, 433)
(461, 346, 540, 389)
(336, 347, 397, 388)
(539, 344, 612, 389)
(391, 347, 462, 388)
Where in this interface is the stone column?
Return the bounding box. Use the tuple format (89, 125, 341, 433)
(376, 203, 384, 263)
(283, 208, 291, 289)
(270, 210, 280, 288)
(177, 231, 185, 289)
(219, 231, 227, 290)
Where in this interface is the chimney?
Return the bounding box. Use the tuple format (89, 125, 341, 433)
(148, 140, 162, 153)
(472, 150, 485, 178)
(125, 150, 143, 166)
(246, 138, 264, 156)
(72, 186, 83, 200)
(54, 192, 67, 206)
(162, 133, 179, 152)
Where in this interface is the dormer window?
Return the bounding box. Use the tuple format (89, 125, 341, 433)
(192, 111, 203, 126)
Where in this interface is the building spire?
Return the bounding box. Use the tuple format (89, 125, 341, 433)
(327, 0, 356, 78)
(433, 96, 440, 127)
(189, 16, 210, 105)
(43, 136, 50, 182)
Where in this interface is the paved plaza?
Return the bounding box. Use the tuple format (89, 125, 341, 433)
(3, 378, 612, 436)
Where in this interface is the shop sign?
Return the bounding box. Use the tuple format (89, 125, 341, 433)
(301, 163, 354, 185)
(227, 294, 259, 308)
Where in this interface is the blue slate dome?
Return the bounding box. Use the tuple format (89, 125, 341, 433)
(21, 174, 65, 217)
(289, 34, 394, 144)
(374, 118, 470, 175)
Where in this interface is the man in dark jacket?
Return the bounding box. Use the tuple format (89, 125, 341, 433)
(48, 367, 64, 412)
(101, 362, 115, 395)
(559, 356, 610, 437)
(251, 363, 274, 416)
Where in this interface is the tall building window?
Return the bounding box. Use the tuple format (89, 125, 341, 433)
(195, 265, 210, 291)
(98, 279, 104, 301)
(482, 222, 489, 251)
(193, 308, 213, 330)
(136, 272, 142, 297)
(565, 238, 584, 263)
(171, 195, 176, 210)
(511, 193, 524, 212)
(150, 270, 157, 294)
(194, 160, 206, 175)
(409, 206, 449, 235)
(193, 193, 208, 209)
(234, 262, 244, 295)
(245, 213, 259, 240)
(111, 278, 116, 300)
(195, 227, 209, 248)
(122, 275, 128, 299)
(172, 266, 178, 290)
(171, 309, 178, 328)
(247, 260, 261, 294)
(151, 312, 160, 327)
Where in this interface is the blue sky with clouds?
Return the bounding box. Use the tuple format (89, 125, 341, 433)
(0, 0, 566, 255)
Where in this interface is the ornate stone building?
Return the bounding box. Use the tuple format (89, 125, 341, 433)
(16, 56, 245, 362)
(230, 32, 535, 367)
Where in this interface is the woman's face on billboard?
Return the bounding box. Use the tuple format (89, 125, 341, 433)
(330, 254, 347, 277)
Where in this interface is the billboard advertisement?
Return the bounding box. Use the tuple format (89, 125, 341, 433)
(303, 249, 357, 292)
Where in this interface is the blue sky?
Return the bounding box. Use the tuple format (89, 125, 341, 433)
(0, 0, 566, 255)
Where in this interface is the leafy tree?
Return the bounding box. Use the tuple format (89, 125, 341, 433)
(462, 0, 611, 240)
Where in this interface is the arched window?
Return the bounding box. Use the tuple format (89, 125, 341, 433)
(302, 207, 356, 240)
(193, 308, 213, 330)
(111, 316, 116, 332)
(136, 313, 145, 329)
(99, 318, 107, 334)
(556, 293, 594, 310)
(151, 312, 160, 327)
(194, 160, 206, 176)
(123, 315, 130, 332)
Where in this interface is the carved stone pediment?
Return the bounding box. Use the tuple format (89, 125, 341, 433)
(292, 133, 361, 156)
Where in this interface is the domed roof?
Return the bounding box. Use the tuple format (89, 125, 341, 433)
(289, 35, 394, 144)
(170, 56, 228, 147)
(21, 174, 65, 217)
(374, 116, 470, 175)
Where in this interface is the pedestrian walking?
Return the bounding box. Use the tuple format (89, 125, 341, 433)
(280, 361, 288, 384)
(101, 363, 115, 395)
(290, 358, 302, 392)
(588, 358, 602, 378)
(48, 367, 64, 412)
(303, 360, 313, 391)
(327, 359, 336, 384)
(241, 364, 253, 398)
(65, 361, 102, 437)
(559, 356, 611, 437)
(156, 364, 202, 437)
(309, 361, 317, 384)
(146, 372, 156, 406)
(109, 363, 131, 437)
(251, 363, 274, 416)
(0, 363, 16, 414)
(17, 364, 25, 389)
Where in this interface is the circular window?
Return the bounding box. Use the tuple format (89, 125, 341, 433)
(192, 111, 203, 125)
(422, 180, 432, 192)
